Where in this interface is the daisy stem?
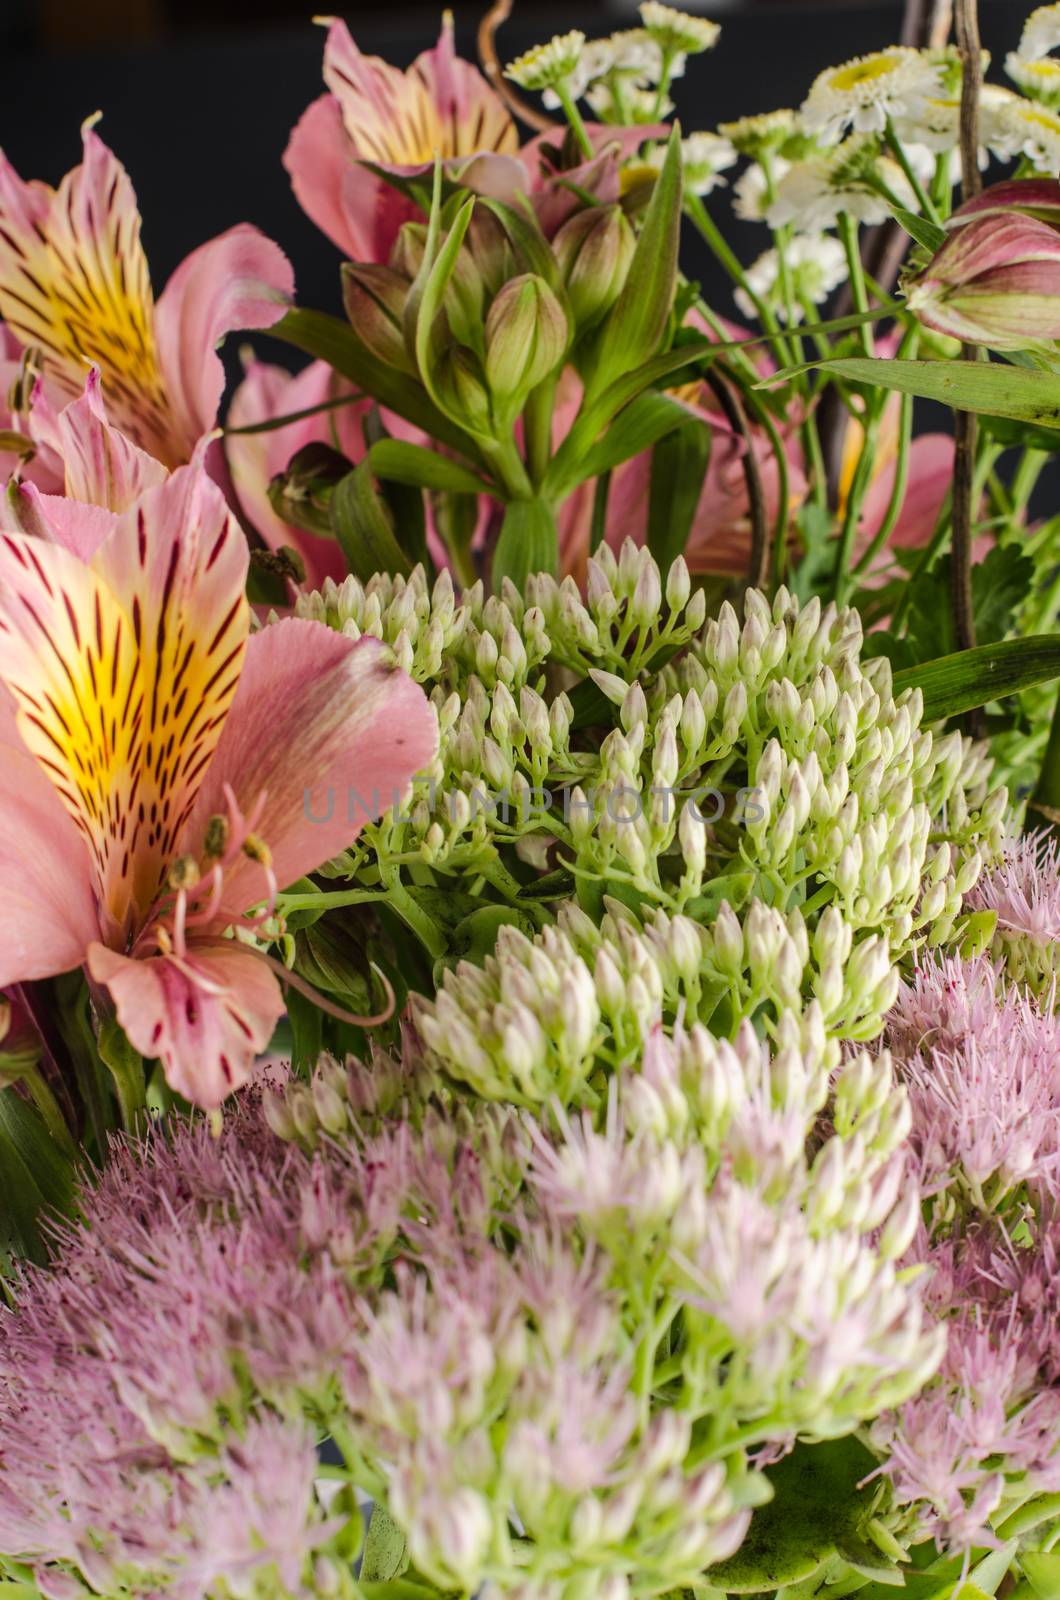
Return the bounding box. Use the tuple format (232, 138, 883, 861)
(837, 212, 875, 358)
(884, 118, 942, 227)
(851, 359, 916, 578)
(554, 81, 595, 161)
(652, 46, 677, 118)
(684, 194, 794, 369)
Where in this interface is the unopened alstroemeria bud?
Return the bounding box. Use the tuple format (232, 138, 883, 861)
(437, 346, 494, 434)
(342, 263, 414, 372)
(484, 274, 569, 411)
(906, 205, 1060, 351)
(553, 204, 636, 333)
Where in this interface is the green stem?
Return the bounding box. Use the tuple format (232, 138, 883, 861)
(224, 390, 364, 435)
(276, 889, 388, 912)
(834, 400, 883, 603)
(480, 435, 533, 500)
(380, 868, 448, 960)
(523, 374, 557, 490)
(837, 211, 875, 358)
(685, 194, 793, 366)
(851, 329, 919, 578)
(1012, 448, 1048, 521)
(884, 119, 942, 225)
(554, 82, 595, 161)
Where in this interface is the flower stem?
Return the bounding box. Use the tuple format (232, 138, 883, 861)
(884, 119, 942, 226)
(554, 82, 594, 161)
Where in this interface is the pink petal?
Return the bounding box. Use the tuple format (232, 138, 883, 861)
(87, 938, 283, 1108)
(180, 620, 438, 916)
(861, 433, 955, 554)
(283, 94, 367, 260)
(0, 127, 171, 457)
(0, 481, 118, 557)
(45, 368, 168, 510)
(408, 15, 518, 159)
(0, 691, 99, 985)
(153, 225, 294, 458)
(225, 357, 362, 588)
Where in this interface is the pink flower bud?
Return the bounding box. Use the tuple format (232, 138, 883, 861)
(553, 205, 636, 333)
(485, 273, 569, 410)
(906, 210, 1060, 350)
(342, 262, 415, 372)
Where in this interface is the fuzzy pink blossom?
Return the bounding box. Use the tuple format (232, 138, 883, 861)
(966, 830, 1060, 991)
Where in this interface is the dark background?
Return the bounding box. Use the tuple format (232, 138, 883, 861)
(0, 0, 1033, 333)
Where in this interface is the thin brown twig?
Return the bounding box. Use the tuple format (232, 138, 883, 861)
(704, 366, 770, 593)
(477, 0, 556, 134)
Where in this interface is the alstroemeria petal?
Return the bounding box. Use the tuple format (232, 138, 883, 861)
(0, 126, 173, 458)
(0, 461, 249, 938)
(153, 225, 294, 459)
(90, 460, 250, 921)
(0, 693, 100, 985)
(0, 528, 141, 933)
(181, 619, 437, 916)
(283, 94, 365, 260)
(46, 368, 168, 510)
(87, 938, 284, 1108)
(0, 481, 118, 557)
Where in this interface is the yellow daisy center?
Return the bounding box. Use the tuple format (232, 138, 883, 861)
(830, 57, 901, 90)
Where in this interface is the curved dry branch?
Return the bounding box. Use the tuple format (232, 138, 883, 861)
(477, 0, 557, 134)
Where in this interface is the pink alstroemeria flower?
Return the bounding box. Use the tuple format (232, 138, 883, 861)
(0, 123, 294, 468)
(284, 16, 520, 265)
(0, 458, 437, 1107)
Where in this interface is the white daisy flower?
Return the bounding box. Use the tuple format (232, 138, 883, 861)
(644, 131, 738, 195)
(734, 234, 848, 323)
(765, 139, 913, 231)
(505, 31, 586, 93)
(542, 29, 677, 107)
(1006, 52, 1060, 105)
(1020, 3, 1060, 61)
(994, 96, 1060, 169)
(896, 84, 1023, 164)
(719, 110, 802, 159)
(732, 158, 791, 221)
(802, 48, 945, 145)
(638, 2, 720, 56)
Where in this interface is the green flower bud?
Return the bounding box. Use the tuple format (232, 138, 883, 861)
(484, 274, 569, 413)
(436, 346, 494, 434)
(553, 205, 636, 333)
(342, 263, 414, 373)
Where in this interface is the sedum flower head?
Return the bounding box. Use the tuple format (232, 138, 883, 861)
(802, 48, 945, 145)
(506, 31, 586, 93)
(965, 829, 1060, 992)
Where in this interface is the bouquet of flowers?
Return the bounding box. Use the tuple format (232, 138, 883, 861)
(4, 1, 1060, 1597)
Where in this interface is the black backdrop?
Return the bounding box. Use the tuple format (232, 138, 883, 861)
(0, 0, 1033, 339)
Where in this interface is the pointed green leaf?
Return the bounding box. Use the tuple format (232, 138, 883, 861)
(360, 1502, 410, 1583)
(330, 462, 414, 581)
(0, 1088, 76, 1267)
(780, 357, 1060, 429)
(414, 196, 478, 424)
(647, 415, 711, 568)
(270, 308, 483, 460)
(364, 439, 489, 496)
(590, 125, 683, 393)
(1021, 1554, 1060, 1600)
(890, 207, 947, 253)
(894, 635, 1060, 720)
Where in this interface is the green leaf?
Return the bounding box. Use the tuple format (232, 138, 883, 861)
(1021, 1553, 1060, 1600)
(330, 462, 414, 581)
(360, 1502, 410, 1583)
(890, 207, 947, 253)
(894, 635, 1060, 720)
(569, 391, 701, 490)
(776, 357, 1060, 429)
(414, 196, 479, 424)
(364, 439, 488, 497)
(590, 125, 683, 393)
(270, 308, 482, 460)
(492, 498, 559, 588)
(707, 1436, 884, 1593)
(0, 1088, 76, 1267)
(647, 415, 711, 569)
(359, 1585, 440, 1600)
(544, 340, 716, 497)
